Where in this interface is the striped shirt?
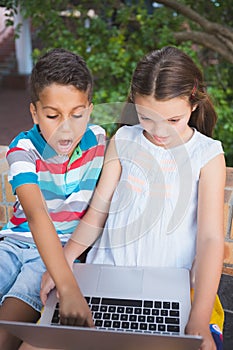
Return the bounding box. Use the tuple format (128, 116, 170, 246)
(0, 123, 105, 243)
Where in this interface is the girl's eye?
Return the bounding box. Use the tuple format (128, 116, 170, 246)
(169, 119, 180, 123)
(139, 114, 150, 121)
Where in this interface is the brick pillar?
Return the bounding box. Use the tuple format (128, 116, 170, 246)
(223, 167, 233, 274)
(0, 146, 15, 229)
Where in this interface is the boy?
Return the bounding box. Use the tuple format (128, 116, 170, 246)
(0, 48, 105, 349)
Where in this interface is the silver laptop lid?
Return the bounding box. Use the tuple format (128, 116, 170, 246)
(0, 320, 203, 350)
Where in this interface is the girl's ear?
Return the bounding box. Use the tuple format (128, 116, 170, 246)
(192, 104, 198, 112)
(30, 103, 38, 124)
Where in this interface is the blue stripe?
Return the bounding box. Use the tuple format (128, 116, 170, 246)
(9, 125, 57, 159)
(10, 173, 38, 193)
(80, 125, 98, 151)
(11, 222, 30, 232)
(78, 178, 101, 190)
(40, 189, 66, 200)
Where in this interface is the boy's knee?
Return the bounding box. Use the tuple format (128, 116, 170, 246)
(0, 327, 22, 350)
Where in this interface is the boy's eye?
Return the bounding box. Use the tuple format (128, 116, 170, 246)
(47, 115, 58, 119)
(72, 114, 83, 119)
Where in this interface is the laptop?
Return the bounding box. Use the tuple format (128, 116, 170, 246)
(0, 263, 202, 349)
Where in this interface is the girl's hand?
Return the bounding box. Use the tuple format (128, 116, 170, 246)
(40, 270, 56, 305)
(185, 319, 216, 350)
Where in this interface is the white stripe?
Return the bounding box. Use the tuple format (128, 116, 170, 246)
(8, 161, 36, 179)
(39, 156, 103, 185)
(17, 139, 37, 151)
(46, 190, 92, 209)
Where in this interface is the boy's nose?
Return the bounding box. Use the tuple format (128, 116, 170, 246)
(59, 118, 72, 131)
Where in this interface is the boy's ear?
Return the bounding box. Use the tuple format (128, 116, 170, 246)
(87, 103, 93, 122)
(30, 103, 38, 124)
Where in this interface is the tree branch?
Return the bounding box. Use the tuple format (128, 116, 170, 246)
(155, 0, 233, 41)
(174, 31, 233, 63)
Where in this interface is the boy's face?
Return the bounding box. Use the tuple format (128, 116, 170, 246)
(30, 83, 92, 156)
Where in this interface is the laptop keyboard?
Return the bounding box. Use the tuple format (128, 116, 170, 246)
(51, 297, 180, 335)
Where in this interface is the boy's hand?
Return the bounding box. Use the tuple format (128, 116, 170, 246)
(58, 288, 95, 327)
(185, 319, 216, 350)
(40, 270, 56, 305)
(40, 270, 94, 327)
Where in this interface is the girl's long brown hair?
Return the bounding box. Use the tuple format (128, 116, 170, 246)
(121, 46, 217, 137)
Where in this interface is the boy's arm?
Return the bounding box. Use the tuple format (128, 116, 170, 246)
(69, 136, 121, 248)
(40, 136, 122, 303)
(16, 184, 94, 326)
(185, 154, 225, 348)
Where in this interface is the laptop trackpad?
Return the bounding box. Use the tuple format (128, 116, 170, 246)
(96, 266, 143, 296)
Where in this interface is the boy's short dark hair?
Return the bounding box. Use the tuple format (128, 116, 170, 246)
(29, 48, 93, 104)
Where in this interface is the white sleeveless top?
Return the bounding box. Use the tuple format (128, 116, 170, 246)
(86, 125, 223, 270)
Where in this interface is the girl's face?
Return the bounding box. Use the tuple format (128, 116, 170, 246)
(135, 95, 195, 148)
(30, 83, 93, 156)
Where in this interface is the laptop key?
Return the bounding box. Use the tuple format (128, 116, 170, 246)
(172, 302, 179, 309)
(158, 324, 166, 332)
(130, 322, 139, 330)
(165, 317, 179, 325)
(112, 321, 120, 328)
(111, 314, 119, 320)
(170, 310, 179, 317)
(103, 320, 112, 328)
(163, 302, 170, 309)
(122, 322, 130, 329)
(167, 325, 180, 333)
(120, 314, 128, 321)
(95, 320, 103, 327)
(117, 306, 125, 313)
(147, 316, 155, 323)
(149, 323, 157, 331)
(139, 323, 147, 330)
(144, 300, 153, 308)
(129, 314, 137, 321)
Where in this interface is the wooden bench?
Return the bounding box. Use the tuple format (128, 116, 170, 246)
(1, 144, 233, 271)
(0, 145, 233, 347)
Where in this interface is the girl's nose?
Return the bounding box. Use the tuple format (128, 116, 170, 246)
(152, 122, 167, 136)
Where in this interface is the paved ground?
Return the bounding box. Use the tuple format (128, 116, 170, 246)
(0, 87, 33, 145)
(0, 86, 232, 349)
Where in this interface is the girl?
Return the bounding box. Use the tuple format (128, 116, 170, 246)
(39, 46, 225, 350)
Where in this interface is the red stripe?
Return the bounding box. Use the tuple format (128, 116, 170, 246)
(36, 159, 69, 173)
(69, 145, 105, 171)
(10, 210, 86, 226)
(10, 216, 27, 225)
(7, 147, 25, 156)
(49, 210, 86, 222)
(36, 144, 105, 174)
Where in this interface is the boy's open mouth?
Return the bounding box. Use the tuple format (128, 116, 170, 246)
(57, 139, 73, 154)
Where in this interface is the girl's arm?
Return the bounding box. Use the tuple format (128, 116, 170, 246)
(185, 153, 226, 349)
(16, 184, 94, 326)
